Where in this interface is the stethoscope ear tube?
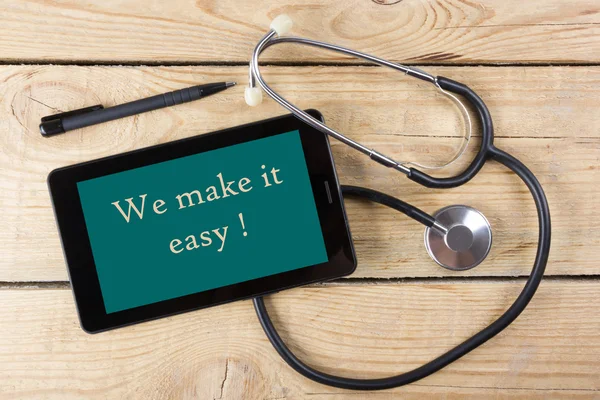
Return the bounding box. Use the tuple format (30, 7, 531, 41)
(253, 154, 550, 389)
(407, 76, 495, 189)
(247, 34, 480, 177)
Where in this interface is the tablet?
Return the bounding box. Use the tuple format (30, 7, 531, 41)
(48, 110, 356, 333)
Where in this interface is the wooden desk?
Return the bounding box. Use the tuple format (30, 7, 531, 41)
(1, 1, 598, 398)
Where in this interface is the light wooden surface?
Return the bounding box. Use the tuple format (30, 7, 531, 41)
(1, 281, 600, 399)
(1, 1, 599, 399)
(0, 0, 599, 64)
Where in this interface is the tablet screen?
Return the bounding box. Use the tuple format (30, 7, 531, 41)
(77, 130, 328, 313)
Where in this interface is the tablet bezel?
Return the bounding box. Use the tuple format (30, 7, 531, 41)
(48, 110, 356, 333)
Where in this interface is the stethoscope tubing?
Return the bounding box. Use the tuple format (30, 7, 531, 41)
(409, 76, 494, 188)
(253, 147, 550, 389)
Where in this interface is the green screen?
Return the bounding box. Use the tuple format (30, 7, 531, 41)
(77, 130, 328, 314)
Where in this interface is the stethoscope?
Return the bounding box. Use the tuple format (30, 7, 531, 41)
(244, 15, 551, 390)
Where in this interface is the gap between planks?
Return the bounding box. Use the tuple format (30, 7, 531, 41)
(308, 385, 600, 395)
(2, 60, 600, 68)
(2, 275, 600, 290)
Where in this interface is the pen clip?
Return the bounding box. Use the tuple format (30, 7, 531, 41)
(41, 104, 104, 122)
(40, 104, 104, 137)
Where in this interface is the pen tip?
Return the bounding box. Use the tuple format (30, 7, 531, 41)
(226, 82, 237, 88)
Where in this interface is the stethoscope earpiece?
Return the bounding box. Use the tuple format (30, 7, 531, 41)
(269, 14, 293, 36)
(424, 205, 492, 271)
(244, 86, 263, 106)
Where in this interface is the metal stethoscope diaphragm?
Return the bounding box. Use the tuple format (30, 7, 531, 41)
(245, 15, 551, 390)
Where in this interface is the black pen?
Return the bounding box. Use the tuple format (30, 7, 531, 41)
(39, 81, 236, 137)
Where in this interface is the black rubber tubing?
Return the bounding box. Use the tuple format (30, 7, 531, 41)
(408, 76, 494, 189)
(253, 148, 550, 390)
(252, 77, 551, 390)
(341, 185, 437, 228)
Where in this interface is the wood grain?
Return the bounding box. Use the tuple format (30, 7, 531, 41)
(1, 65, 598, 281)
(0, 281, 598, 398)
(1, 1, 597, 399)
(0, 0, 599, 64)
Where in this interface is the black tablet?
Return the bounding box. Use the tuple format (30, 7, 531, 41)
(48, 110, 356, 333)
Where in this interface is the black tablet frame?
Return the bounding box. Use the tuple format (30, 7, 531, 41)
(48, 110, 356, 333)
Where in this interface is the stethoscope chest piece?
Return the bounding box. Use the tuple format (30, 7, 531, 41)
(424, 205, 492, 271)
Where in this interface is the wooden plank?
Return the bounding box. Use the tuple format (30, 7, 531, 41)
(1, 65, 598, 281)
(0, 0, 599, 64)
(0, 281, 599, 398)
